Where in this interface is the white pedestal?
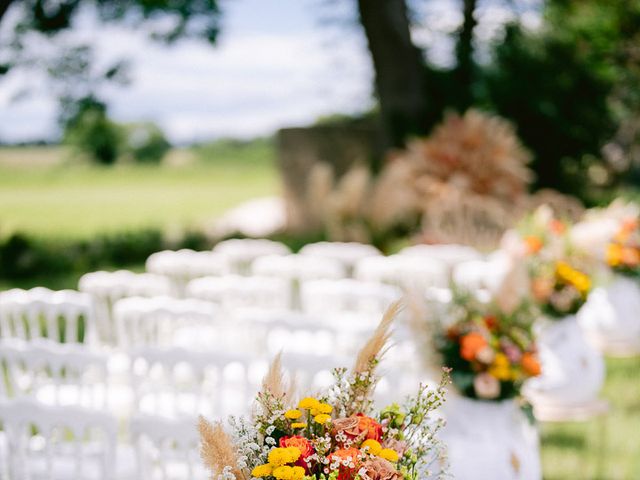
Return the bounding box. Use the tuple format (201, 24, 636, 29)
(578, 275, 640, 356)
(441, 396, 541, 480)
(524, 316, 605, 407)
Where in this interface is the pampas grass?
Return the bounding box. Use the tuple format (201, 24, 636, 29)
(198, 417, 246, 480)
(354, 300, 402, 374)
(259, 352, 296, 408)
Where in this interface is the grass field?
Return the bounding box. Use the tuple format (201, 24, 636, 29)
(0, 140, 278, 239)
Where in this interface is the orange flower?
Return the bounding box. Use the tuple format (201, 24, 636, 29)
(280, 436, 315, 472)
(524, 235, 543, 254)
(549, 219, 566, 235)
(621, 247, 640, 267)
(521, 352, 541, 377)
(460, 332, 488, 361)
(356, 414, 383, 442)
(329, 448, 361, 480)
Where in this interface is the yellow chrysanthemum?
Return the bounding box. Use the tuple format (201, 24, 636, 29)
(362, 439, 382, 455)
(284, 409, 302, 420)
(291, 422, 307, 429)
(488, 353, 513, 381)
(268, 447, 300, 467)
(273, 465, 293, 480)
(286, 447, 301, 462)
(291, 466, 306, 480)
(313, 413, 331, 425)
(379, 448, 399, 462)
(298, 397, 320, 410)
(251, 464, 273, 477)
(317, 403, 333, 414)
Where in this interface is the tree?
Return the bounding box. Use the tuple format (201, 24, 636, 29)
(356, 0, 429, 148)
(0, 0, 221, 142)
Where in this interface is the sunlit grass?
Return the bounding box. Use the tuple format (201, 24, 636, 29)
(541, 356, 640, 480)
(0, 142, 279, 239)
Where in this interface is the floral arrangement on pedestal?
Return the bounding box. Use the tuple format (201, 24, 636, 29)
(606, 218, 640, 278)
(433, 293, 541, 401)
(529, 259, 592, 319)
(514, 206, 593, 319)
(199, 303, 449, 480)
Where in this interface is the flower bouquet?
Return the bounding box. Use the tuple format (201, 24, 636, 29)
(434, 295, 541, 402)
(577, 216, 640, 352)
(199, 303, 449, 480)
(529, 259, 592, 319)
(412, 284, 543, 480)
(606, 218, 640, 278)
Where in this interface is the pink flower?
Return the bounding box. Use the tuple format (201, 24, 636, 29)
(473, 372, 500, 399)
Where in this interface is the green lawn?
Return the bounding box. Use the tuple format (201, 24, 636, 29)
(0, 140, 278, 239)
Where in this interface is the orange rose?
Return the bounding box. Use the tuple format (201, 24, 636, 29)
(521, 352, 541, 377)
(549, 219, 566, 235)
(330, 448, 362, 480)
(280, 436, 315, 472)
(621, 247, 640, 267)
(460, 332, 488, 361)
(356, 414, 383, 442)
(524, 235, 543, 254)
(333, 415, 382, 443)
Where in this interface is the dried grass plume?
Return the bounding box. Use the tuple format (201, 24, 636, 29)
(198, 417, 246, 480)
(354, 300, 402, 374)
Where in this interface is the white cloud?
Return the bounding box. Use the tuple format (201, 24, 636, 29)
(0, 0, 373, 144)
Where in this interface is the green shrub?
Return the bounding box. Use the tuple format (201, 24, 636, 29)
(63, 101, 123, 165)
(123, 122, 171, 164)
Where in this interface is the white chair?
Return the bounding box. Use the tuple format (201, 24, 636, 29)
(130, 414, 207, 480)
(234, 309, 372, 357)
(79, 270, 173, 344)
(299, 241, 382, 274)
(145, 250, 229, 296)
(213, 238, 290, 275)
(252, 254, 346, 309)
(354, 255, 449, 291)
(0, 397, 117, 480)
(452, 251, 512, 295)
(0, 339, 109, 410)
(113, 296, 219, 348)
(300, 278, 401, 316)
(0, 288, 94, 344)
(185, 275, 291, 311)
(398, 244, 482, 271)
(129, 346, 260, 419)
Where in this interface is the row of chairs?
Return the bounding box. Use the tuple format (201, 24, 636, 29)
(0, 397, 205, 480)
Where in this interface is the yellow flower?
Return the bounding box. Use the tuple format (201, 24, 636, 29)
(291, 422, 307, 429)
(273, 465, 293, 480)
(379, 448, 399, 462)
(556, 261, 591, 294)
(284, 409, 302, 420)
(317, 403, 333, 414)
(313, 413, 331, 425)
(291, 466, 306, 480)
(488, 353, 513, 381)
(285, 447, 301, 462)
(268, 447, 301, 467)
(251, 464, 272, 477)
(362, 439, 382, 455)
(298, 397, 320, 410)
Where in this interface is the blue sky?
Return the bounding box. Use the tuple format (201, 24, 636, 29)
(0, 0, 540, 144)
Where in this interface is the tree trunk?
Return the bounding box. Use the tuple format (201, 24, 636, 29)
(454, 0, 478, 111)
(357, 0, 428, 148)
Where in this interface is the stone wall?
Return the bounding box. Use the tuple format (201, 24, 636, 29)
(276, 124, 382, 232)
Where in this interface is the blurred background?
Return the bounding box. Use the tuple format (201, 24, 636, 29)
(1, 0, 640, 479)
